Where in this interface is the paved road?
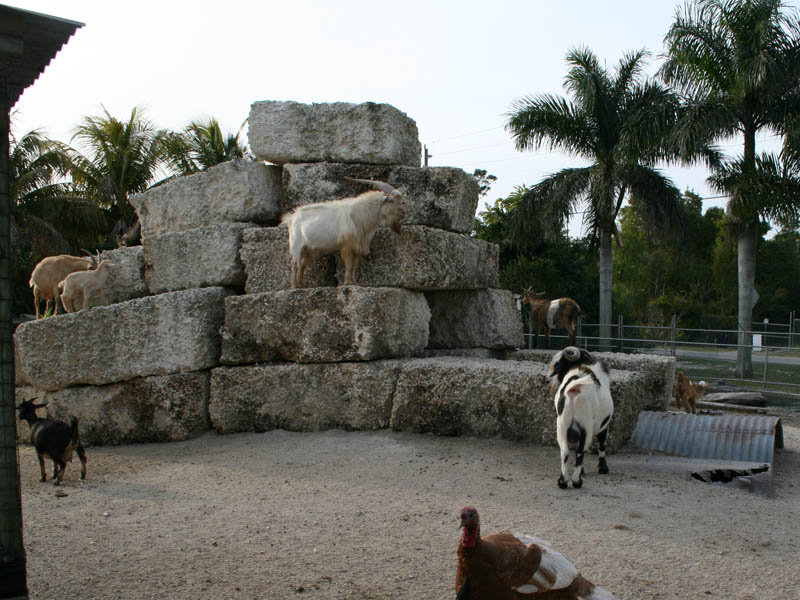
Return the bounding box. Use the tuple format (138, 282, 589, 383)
(676, 348, 800, 366)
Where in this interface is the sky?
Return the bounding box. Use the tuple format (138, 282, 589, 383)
(12, 0, 795, 236)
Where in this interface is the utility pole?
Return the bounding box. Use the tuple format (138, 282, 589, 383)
(423, 144, 432, 167)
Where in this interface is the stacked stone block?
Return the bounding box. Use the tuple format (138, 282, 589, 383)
(14, 100, 666, 451)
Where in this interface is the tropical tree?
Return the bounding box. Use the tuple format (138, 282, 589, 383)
(165, 117, 247, 176)
(67, 106, 170, 227)
(506, 47, 685, 347)
(661, 0, 800, 376)
(9, 127, 110, 314)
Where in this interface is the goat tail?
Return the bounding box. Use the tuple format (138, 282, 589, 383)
(69, 416, 81, 444)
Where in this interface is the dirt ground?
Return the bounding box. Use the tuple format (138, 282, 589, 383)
(17, 420, 800, 600)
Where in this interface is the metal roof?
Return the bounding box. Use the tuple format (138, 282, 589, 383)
(630, 411, 783, 465)
(0, 4, 84, 107)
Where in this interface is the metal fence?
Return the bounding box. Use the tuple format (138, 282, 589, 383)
(521, 313, 800, 407)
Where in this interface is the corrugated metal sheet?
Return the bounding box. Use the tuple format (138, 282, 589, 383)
(630, 411, 783, 464)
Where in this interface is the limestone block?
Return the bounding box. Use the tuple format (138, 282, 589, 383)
(281, 163, 479, 233)
(390, 357, 647, 452)
(220, 287, 430, 365)
(16, 373, 210, 445)
(425, 289, 524, 350)
(511, 349, 675, 411)
(144, 223, 253, 294)
(333, 226, 499, 290)
(241, 225, 499, 293)
(248, 101, 421, 167)
(209, 361, 402, 433)
(240, 226, 336, 293)
(14, 287, 229, 391)
(100, 246, 148, 305)
(130, 159, 283, 238)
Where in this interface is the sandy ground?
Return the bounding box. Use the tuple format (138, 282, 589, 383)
(17, 421, 800, 600)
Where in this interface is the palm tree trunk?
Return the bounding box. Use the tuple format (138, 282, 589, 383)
(598, 228, 613, 350)
(736, 220, 757, 378)
(0, 94, 29, 598)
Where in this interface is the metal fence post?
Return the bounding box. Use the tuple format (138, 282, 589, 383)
(670, 314, 677, 357)
(618, 314, 624, 353)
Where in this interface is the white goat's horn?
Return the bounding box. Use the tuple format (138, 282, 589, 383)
(344, 177, 401, 198)
(564, 346, 581, 362)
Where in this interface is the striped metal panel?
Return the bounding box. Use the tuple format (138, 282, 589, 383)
(630, 411, 783, 465)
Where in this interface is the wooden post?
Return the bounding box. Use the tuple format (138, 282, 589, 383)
(0, 86, 28, 599)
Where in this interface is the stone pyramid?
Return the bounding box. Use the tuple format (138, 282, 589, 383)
(14, 100, 672, 450)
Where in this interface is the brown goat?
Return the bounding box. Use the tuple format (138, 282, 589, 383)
(521, 289, 582, 349)
(29, 251, 99, 318)
(674, 371, 707, 414)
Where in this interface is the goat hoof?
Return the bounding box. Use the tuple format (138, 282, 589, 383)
(558, 477, 568, 489)
(573, 478, 583, 489)
(598, 459, 609, 474)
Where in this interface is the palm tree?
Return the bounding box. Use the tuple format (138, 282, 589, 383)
(11, 127, 107, 253)
(661, 0, 800, 376)
(506, 47, 685, 347)
(165, 117, 247, 176)
(68, 106, 170, 227)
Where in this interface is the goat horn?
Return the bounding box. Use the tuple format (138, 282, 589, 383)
(563, 346, 581, 362)
(344, 177, 401, 198)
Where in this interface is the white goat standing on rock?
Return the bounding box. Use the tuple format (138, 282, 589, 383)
(29, 251, 99, 318)
(549, 346, 614, 489)
(281, 177, 405, 287)
(58, 259, 114, 313)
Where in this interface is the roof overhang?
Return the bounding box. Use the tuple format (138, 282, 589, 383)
(0, 4, 84, 107)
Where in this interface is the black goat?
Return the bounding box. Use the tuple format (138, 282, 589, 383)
(17, 399, 87, 485)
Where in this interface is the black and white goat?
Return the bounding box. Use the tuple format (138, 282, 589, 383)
(549, 347, 613, 489)
(17, 399, 87, 485)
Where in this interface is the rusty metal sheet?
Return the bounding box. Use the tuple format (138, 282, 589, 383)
(630, 411, 783, 465)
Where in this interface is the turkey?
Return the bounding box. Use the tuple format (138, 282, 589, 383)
(456, 506, 615, 599)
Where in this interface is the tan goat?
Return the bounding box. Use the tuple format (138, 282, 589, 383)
(674, 371, 707, 414)
(58, 259, 114, 313)
(29, 252, 98, 318)
(521, 288, 582, 349)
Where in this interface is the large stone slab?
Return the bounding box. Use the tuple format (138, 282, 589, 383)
(425, 289, 524, 350)
(281, 163, 479, 233)
(511, 349, 675, 411)
(209, 362, 402, 433)
(101, 246, 148, 305)
(15, 372, 210, 445)
(220, 287, 430, 365)
(248, 101, 421, 166)
(241, 225, 499, 293)
(130, 159, 283, 238)
(390, 357, 647, 452)
(334, 226, 499, 290)
(144, 223, 253, 294)
(14, 287, 230, 391)
(240, 227, 337, 293)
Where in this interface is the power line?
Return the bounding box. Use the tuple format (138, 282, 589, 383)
(428, 125, 505, 144)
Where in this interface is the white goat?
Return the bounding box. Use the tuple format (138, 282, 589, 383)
(58, 259, 114, 313)
(549, 346, 614, 489)
(29, 251, 98, 318)
(280, 177, 405, 287)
